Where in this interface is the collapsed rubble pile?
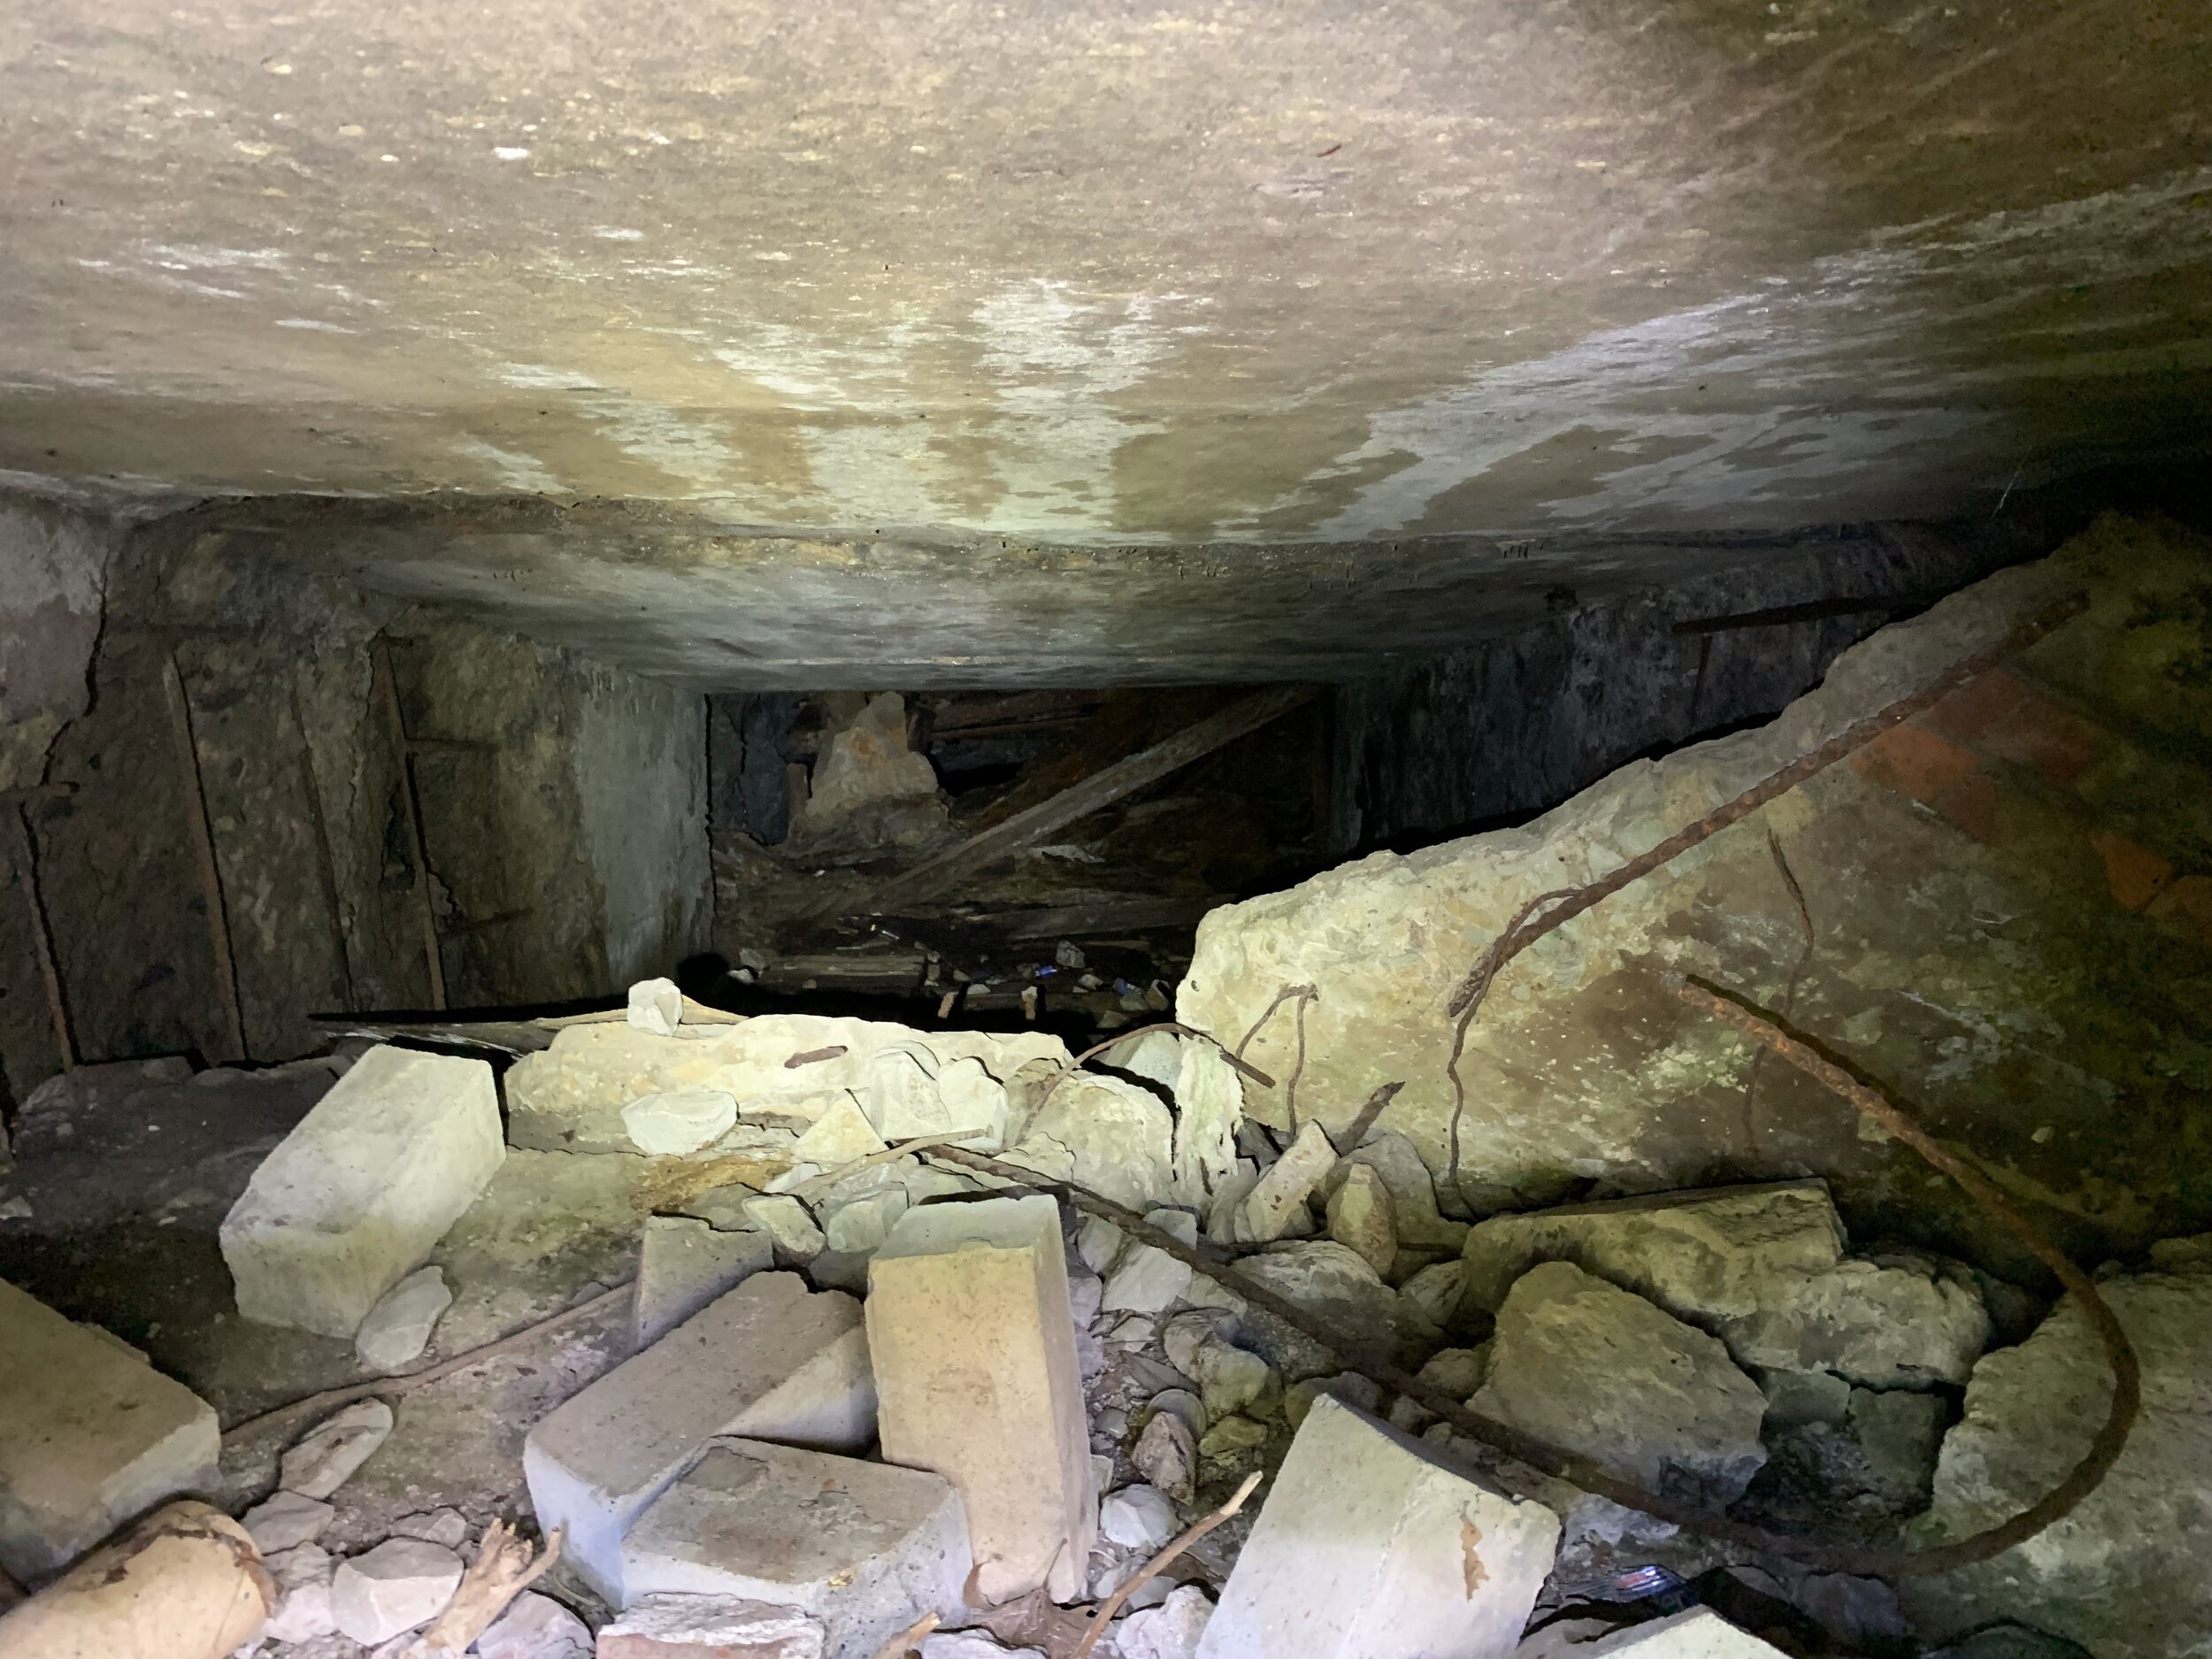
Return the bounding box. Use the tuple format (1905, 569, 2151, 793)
(4, 973, 2208, 1659)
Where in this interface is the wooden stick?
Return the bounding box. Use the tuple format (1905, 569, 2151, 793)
(853, 686, 1316, 917)
(290, 683, 355, 1013)
(1071, 1471, 1261, 1659)
(371, 640, 446, 1010)
(7, 802, 76, 1071)
(162, 653, 247, 1064)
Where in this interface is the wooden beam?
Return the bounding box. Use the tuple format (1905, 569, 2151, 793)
(852, 685, 1317, 918)
(161, 652, 248, 1063)
(371, 640, 448, 1010)
(5, 801, 77, 1071)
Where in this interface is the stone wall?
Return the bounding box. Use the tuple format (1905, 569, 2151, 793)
(0, 497, 114, 795)
(1182, 514, 2212, 1277)
(0, 497, 710, 1106)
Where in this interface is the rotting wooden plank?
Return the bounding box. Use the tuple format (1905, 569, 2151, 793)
(371, 639, 447, 1010)
(161, 652, 248, 1063)
(852, 684, 1317, 918)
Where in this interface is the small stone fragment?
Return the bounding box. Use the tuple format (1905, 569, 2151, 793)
(1325, 1134, 1469, 1253)
(1233, 1119, 1337, 1243)
(1846, 1386, 1947, 1501)
(634, 1217, 776, 1349)
(1416, 1347, 1489, 1399)
(281, 1399, 396, 1499)
(263, 1542, 338, 1643)
(1203, 1162, 1262, 1244)
(1098, 1484, 1178, 1551)
(1194, 1394, 1558, 1659)
(1326, 1164, 1397, 1278)
(1078, 1214, 1128, 1275)
(356, 1264, 453, 1372)
(1757, 1368, 1850, 1427)
(1159, 1310, 1227, 1375)
(629, 978, 685, 1037)
(823, 1189, 909, 1254)
(1132, 1409, 1198, 1502)
(389, 1506, 470, 1548)
(1010, 1075, 1176, 1213)
(1208, 1240, 1409, 1380)
(1191, 1340, 1274, 1424)
(476, 1589, 595, 1659)
(1196, 1415, 1268, 1459)
(597, 1593, 826, 1659)
(1115, 1585, 1214, 1659)
(1283, 1371, 1383, 1431)
(1102, 1210, 1198, 1315)
(624, 1088, 741, 1156)
(330, 1537, 465, 1645)
(793, 1095, 890, 1166)
(743, 1194, 827, 1263)
(1169, 1042, 1243, 1210)
(241, 1489, 334, 1554)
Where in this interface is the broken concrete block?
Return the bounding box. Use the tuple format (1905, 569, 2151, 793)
(1194, 1394, 1559, 1659)
(794, 1096, 890, 1166)
(1471, 1263, 1767, 1502)
(1456, 1183, 1989, 1388)
(1326, 1164, 1397, 1277)
(1576, 1608, 1789, 1659)
(743, 1194, 827, 1263)
(0, 1278, 221, 1581)
(598, 1593, 826, 1659)
(630, 979, 686, 1037)
(526, 1272, 876, 1604)
(331, 1536, 464, 1644)
(478, 1589, 595, 1659)
(1098, 1485, 1178, 1552)
(866, 1194, 1095, 1603)
(1101, 1210, 1198, 1315)
(356, 1264, 453, 1372)
(1233, 1119, 1337, 1243)
(634, 1217, 775, 1349)
(625, 1088, 741, 1156)
(623, 1440, 969, 1659)
(1116, 1584, 1214, 1659)
(280, 1399, 395, 1499)
(219, 1044, 503, 1337)
(1011, 1075, 1175, 1212)
(240, 1489, 334, 1555)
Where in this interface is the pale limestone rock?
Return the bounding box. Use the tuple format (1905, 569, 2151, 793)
(1471, 1263, 1767, 1502)
(1161, 1310, 1231, 1375)
(1233, 1120, 1336, 1243)
(791, 693, 948, 851)
(632, 1217, 774, 1349)
(629, 979, 685, 1037)
(824, 1190, 910, 1254)
(263, 1541, 338, 1643)
(1011, 1075, 1175, 1213)
(743, 1194, 827, 1263)
(1170, 1043, 1242, 1209)
(1114, 1585, 1214, 1659)
(624, 1440, 970, 1659)
(1326, 1164, 1397, 1277)
(240, 1489, 333, 1555)
(1131, 1410, 1197, 1503)
(1900, 1269, 2212, 1659)
(1418, 1347, 1491, 1398)
(1098, 1485, 1178, 1551)
(525, 1273, 876, 1603)
(625, 1087, 740, 1156)
(1077, 1215, 1126, 1275)
(220, 1045, 503, 1337)
(330, 1537, 463, 1644)
(1097, 1029, 1185, 1092)
(1578, 1609, 1789, 1659)
(475, 1589, 594, 1659)
(1191, 1340, 1275, 1424)
(1194, 1394, 1558, 1659)
(1200, 1240, 1409, 1380)
(1283, 1371, 1383, 1430)
(862, 1046, 943, 1141)
(598, 1593, 826, 1659)
(1203, 1160, 1260, 1243)
(934, 1056, 1011, 1150)
(1069, 1271, 1104, 1330)
(794, 1095, 889, 1166)
(389, 1507, 469, 1548)
(1325, 1133, 1468, 1253)
(1456, 1182, 1989, 1387)
(355, 1264, 452, 1372)
(0, 1279, 220, 1581)
(1401, 1260, 1468, 1333)
(280, 1400, 395, 1500)
(865, 1196, 1094, 1604)
(1101, 1210, 1198, 1315)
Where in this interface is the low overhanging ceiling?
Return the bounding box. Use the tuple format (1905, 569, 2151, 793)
(4, 0, 2208, 553)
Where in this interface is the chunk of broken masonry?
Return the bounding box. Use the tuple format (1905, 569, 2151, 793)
(1010, 1075, 1174, 1212)
(0, 1277, 221, 1581)
(1102, 1209, 1199, 1314)
(866, 1194, 1096, 1603)
(1472, 1262, 1768, 1502)
(1326, 1163, 1398, 1277)
(219, 1044, 504, 1336)
(280, 1399, 395, 1499)
(598, 1594, 826, 1659)
(1456, 1182, 1989, 1387)
(630, 978, 686, 1037)
(625, 1088, 741, 1156)
(1234, 1119, 1336, 1243)
(331, 1536, 465, 1644)
(526, 1272, 876, 1604)
(633, 1217, 775, 1349)
(623, 1440, 970, 1659)
(793, 1095, 890, 1165)
(1194, 1394, 1559, 1659)
(0, 1502, 271, 1659)
(356, 1263, 453, 1372)
(1575, 1608, 1791, 1659)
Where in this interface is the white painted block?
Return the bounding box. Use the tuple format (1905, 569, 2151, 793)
(219, 1044, 503, 1336)
(525, 1272, 876, 1604)
(623, 1439, 970, 1658)
(1194, 1394, 1559, 1659)
(865, 1194, 1095, 1604)
(0, 1278, 220, 1581)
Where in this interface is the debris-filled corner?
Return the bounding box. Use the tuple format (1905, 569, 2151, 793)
(4, 518, 2212, 1659)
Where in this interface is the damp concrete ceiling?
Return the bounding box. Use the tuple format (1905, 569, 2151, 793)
(3, 0, 2209, 683)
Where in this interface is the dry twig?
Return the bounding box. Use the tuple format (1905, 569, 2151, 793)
(1071, 1471, 1263, 1659)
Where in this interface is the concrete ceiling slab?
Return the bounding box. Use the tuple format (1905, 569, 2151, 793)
(4, 0, 2208, 545)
